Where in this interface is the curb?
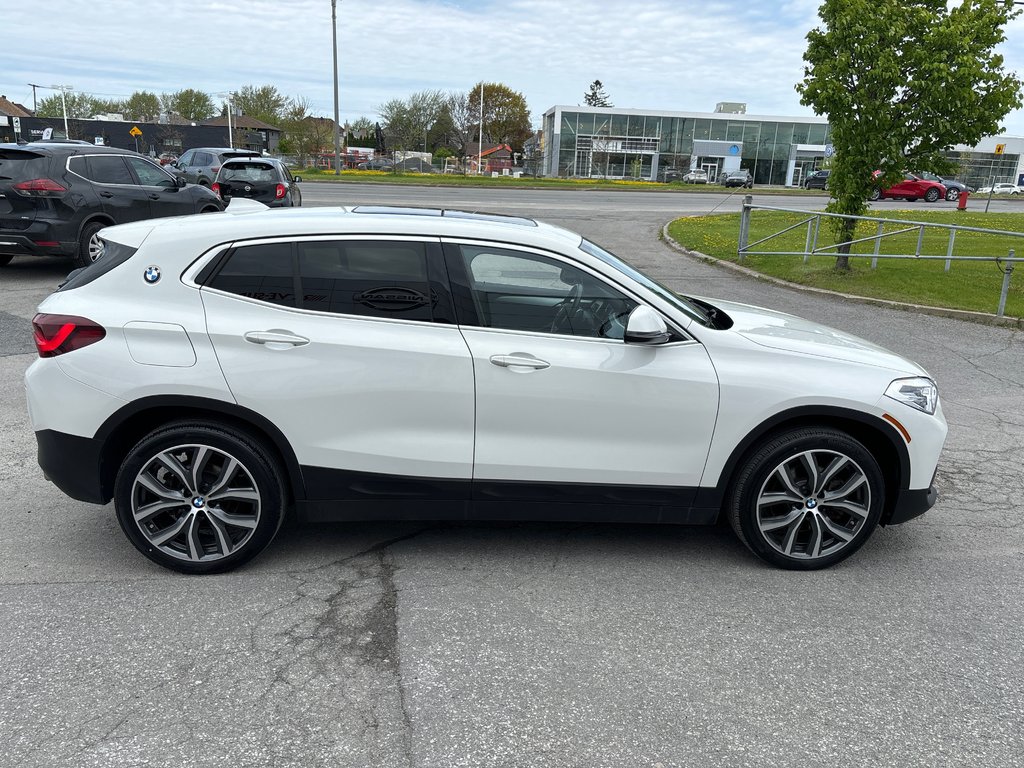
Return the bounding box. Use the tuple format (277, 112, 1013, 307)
(661, 224, 1024, 330)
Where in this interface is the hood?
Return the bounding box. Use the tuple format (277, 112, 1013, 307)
(704, 298, 928, 376)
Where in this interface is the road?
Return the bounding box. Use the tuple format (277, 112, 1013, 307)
(1, 184, 1022, 767)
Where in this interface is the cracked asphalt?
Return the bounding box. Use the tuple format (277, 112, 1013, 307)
(1, 185, 1022, 767)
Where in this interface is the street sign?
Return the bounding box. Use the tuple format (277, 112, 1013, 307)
(995, 143, 1005, 155)
(12, 117, 20, 133)
(129, 126, 143, 138)
(42, 127, 53, 140)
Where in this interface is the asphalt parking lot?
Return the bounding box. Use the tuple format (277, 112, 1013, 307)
(2, 185, 1022, 767)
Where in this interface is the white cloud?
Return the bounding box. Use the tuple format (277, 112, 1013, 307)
(4, 0, 1022, 134)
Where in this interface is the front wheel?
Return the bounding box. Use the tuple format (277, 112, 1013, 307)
(946, 188, 960, 202)
(727, 428, 885, 570)
(869, 188, 881, 201)
(113, 422, 287, 574)
(924, 188, 941, 203)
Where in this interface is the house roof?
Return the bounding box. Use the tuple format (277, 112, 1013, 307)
(466, 142, 513, 157)
(203, 115, 281, 132)
(0, 96, 32, 118)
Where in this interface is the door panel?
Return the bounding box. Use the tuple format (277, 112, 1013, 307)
(201, 291, 475, 482)
(462, 328, 720, 486)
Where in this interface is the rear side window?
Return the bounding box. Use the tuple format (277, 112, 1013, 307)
(0, 150, 49, 182)
(81, 156, 135, 185)
(205, 239, 435, 321)
(57, 238, 139, 291)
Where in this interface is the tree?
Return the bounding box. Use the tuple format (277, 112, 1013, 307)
(378, 90, 447, 153)
(233, 85, 288, 125)
(122, 91, 161, 122)
(36, 91, 98, 119)
(584, 80, 613, 107)
(278, 97, 336, 166)
(467, 82, 532, 152)
(797, 0, 1022, 270)
(167, 89, 215, 122)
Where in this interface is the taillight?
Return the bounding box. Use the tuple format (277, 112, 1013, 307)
(211, 166, 220, 174)
(32, 314, 105, 358)
(275, 183, 286, 199)
(13, 178, 67, 197)
(211, 182, 221, 197)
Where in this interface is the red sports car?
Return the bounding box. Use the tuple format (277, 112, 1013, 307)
(870, 172, 946, 203)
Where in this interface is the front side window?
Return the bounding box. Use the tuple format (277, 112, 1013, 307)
(178, 151, 194, 166)
(126, 157, 175, 187)
(457, 244, 636, 339)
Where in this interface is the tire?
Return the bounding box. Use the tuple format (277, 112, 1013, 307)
(906, 197, 918, 202)
(946, 188, 959, 202)
(0, 254, 13, 267)
(869, 188, 881, 201)
(75, 221, 107, 269)
(924, 188, 941, 203)
(113, 422, 287, 574)
(199, 206, 220, 214)
(726, 428, 884, 570)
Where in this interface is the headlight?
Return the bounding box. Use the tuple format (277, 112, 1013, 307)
(885, 377, 938, 415)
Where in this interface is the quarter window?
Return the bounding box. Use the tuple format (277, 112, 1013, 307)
(457, 245, 636, 339)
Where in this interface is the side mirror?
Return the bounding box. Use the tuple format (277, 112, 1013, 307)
(175, 175, 187, 188)
(624, 305, 671, 345)
(294, 175, 302, 183)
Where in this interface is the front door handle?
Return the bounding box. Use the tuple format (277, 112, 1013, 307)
(489, 354, 550, 370)
(148, 193, 160, 200)
(99, 191, 113, 198)
(244, 330, 310, 347)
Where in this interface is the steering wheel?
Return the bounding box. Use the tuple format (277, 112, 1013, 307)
(550, 282, 583, 333)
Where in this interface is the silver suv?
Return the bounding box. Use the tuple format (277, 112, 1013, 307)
(172, 147, 261, 187)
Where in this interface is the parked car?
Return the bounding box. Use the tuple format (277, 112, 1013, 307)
(976, 182, 1021, 195)
(158, 152, 179, 166)
(213, 157, 302, 208)
(720, 170, 754, 188)
(356, 157, 394, 171)
(915, 172, 968, 201)
(172, 147, 262, 187)
(869, 172, 946, 203)
(682, 169, 709, 184)
(657, 166, 683, 183)
(26, 203, 946, 574)
(0, 142, 224, 268)
(803, 170, 830, 190)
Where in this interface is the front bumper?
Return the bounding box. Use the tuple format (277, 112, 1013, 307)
(886, 484, 938, 525)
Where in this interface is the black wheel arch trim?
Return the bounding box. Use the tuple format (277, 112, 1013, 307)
(696, 405, 912, 522)
(93, 395, 306, 504)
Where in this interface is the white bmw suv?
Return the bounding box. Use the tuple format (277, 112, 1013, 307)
(25, 202, 947, 573)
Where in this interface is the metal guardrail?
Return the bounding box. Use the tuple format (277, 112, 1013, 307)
(737, 196, 1023, 317)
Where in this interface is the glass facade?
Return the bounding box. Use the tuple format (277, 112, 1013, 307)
(543, 107, 833, 186)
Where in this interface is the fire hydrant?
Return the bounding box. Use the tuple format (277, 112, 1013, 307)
(957, 189, 969, 211)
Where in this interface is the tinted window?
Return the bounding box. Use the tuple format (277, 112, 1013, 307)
(195, 152, 214, 166)
(298, 240, 433, 320)
(207, 242, 296, 307)
(81, 155, 135, 185)
(126, 157, 175, 187)
(458, 245, 636, 339)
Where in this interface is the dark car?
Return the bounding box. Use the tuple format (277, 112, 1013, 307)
(804, 169, 830, 190)
(213, 157, 302, 208)
(356, 157, 395, 171)
(172, 147, 262, 187)
(916, 172, 969, 201)
(721, 169, 754, 188)
(0, 142, 224, 268)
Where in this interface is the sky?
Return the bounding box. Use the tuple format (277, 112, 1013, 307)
(5, 0, 1024, 135)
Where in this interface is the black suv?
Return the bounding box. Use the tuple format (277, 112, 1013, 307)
(804, 169, 830, 190)
(0, 142, 223, 268)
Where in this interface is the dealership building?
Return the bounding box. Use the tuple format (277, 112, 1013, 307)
(540, 104, 1024, 189)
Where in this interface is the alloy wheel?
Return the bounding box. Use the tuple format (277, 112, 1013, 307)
(130, 444, 262, 563)
(755, 449, 870, 560)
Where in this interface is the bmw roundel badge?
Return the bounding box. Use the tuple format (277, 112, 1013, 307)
(144, 266, 161, 284)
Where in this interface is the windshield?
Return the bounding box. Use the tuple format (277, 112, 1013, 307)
(580, 239, 710, 325)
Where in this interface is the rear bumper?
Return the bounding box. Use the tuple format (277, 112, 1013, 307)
(36, 429, 108, 504)
(0, 227, 75, 257)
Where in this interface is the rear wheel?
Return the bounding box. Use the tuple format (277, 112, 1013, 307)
(113, 422, 287, 574)
(869, 188, 881, 201)
(924, 188, 941, 203)
(75, 221, 106, 269)
(727, 428, 884, 570)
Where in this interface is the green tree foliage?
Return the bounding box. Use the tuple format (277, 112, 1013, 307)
(584, 80, 612, 107)
(233, 85, 288, 125)
(379, 90, 447, 152)
(122, 91, 161, 122)
(797, 0, 1022, 269)
(278, 97, 336, 166)
(467, 82, 532, 152)
(167, 89, 216, 122)
(36, 91, 98, 119)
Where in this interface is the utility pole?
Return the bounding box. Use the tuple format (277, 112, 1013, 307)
(226, 93, 234, 149)
(27, 83, 42, 112)
(331, 0, 342, 175)
(52, 85, 72, 138)
(477, 82, 483, 175)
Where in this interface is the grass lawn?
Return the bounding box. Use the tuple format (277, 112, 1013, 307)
(667, 209, 1024, 318)
(296, 168, 820, 195)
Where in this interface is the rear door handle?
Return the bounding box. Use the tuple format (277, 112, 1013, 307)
(148, 193, 160, 200)
(99, 191, 113, 198)
(244, 330, 310, 347)
(489, 354, 550, 370)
